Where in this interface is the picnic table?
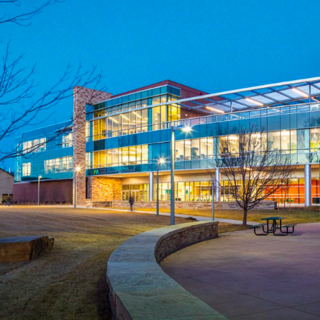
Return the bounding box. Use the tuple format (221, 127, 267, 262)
(252, 216, 296, 236)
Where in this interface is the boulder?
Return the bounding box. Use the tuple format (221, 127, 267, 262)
(0, 236, 54, 262)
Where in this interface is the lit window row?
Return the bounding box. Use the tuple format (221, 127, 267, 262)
(22, 138, 46, 153)
(122, 184, 149, 202)
(22, 163, 31, 176)
(44, 156, 72, 173)
(121, 182, 213, 202)
(93, 99, 149, 118)
(220, 178, 320, 204)
(156, 181, 213, 202)
(90, 103, 181, 140)
(92, 88, 180, 115)
(218, 129, 320, 156)
(175, 137, 214, 161)
(62, 133, 72, 148)
(92, 145, 148, 168)
(92, 109, 148, 140)
(120, 178, 320, 204)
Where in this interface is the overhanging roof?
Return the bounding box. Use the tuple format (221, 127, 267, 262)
(173, 77, 320, 114)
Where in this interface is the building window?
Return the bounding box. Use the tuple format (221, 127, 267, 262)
(22, 138, 46, 154)
(168, 102, 180, 122)
(86, 122, 90, 139)
(310, 128, 320, 150)
(92, 145, 149, 168)
(62, 133, 73, 148)
(122, 184, 149, 201)
(156, 181, 213, 202)
(176, 138, 214, 161)
(22, 163, 31, 176)
(44, 156, 72, 173)
(89, 94, 180, 138)
(220, 178, 308, 204)
(86, 153, 91, 168)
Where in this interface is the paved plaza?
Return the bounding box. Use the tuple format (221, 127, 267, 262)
(161, 223, 320, 320)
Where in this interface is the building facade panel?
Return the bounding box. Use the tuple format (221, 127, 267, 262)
(13, 179, 72, 204)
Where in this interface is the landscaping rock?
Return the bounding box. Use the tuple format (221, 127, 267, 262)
(0, 236, 54, 262)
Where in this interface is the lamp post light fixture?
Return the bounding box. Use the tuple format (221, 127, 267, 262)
(38, 175, 42, 205)
(156, 157, 166, 217)
(74, 166, 81, 209)
(170, 124, 193, 225)
(211, 178, 215, 221)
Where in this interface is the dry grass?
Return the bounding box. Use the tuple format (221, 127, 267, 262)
(133, 206, 320, 225)
(0, 207, 241, 320)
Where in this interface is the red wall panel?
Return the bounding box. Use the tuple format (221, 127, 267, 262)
(13, 180, 72, 204)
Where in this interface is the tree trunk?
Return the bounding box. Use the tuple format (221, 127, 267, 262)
(243, 208, 248, 225)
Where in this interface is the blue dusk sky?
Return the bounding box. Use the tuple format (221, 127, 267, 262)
(1, 0, 320, 170)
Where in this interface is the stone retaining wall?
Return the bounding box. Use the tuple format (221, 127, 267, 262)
(106, 221, 227, 320)
(112, 200, 276, 210)
(155, 222, 218, 263)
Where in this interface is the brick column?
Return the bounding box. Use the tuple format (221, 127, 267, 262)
(90, 177, 122, 202)
(73, 86, 112, 206)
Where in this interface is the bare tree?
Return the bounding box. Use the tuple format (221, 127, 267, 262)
(211, 129, 296, 225)
(0, 1, 105, 164)
(0, 1, 61, 26)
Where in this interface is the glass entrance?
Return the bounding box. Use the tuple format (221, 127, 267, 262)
(121, 184, 149, 202)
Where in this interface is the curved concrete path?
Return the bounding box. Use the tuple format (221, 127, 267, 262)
(161, 223, 320, 320)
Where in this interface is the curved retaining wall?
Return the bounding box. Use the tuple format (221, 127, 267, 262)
(107, 221, 227, 320)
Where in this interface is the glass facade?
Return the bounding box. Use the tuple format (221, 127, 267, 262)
(221, 178, 320, 205)
(44, 156, 73, 174)
(155, 181, 213, 201)
(89, 94, 180, 140)
(15, 121, 73, 182)
(92, 145, 148, 168)
(122, 184, 149, 201)
(14, 80, 320, 205)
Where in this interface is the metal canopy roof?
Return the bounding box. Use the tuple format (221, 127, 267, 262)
(174, 77, 320, 114)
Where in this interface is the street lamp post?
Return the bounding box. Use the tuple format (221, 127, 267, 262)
(169, 124, 192, 225)
(156, 157, 165, 216)
(211, 178, 215, 221)
(74, 166, 81, 209)
(38, 175, 42, 205)
(170, 126, 175, 225)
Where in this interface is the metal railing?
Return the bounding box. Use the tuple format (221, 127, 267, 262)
(87, 101, 320, 141)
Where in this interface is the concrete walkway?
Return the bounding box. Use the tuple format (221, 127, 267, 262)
(97, 207, 254, 225)
(161, 223, 320, 320)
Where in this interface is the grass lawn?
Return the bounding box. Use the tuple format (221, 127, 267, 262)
(131, 206, 320, 224)
(0, 207, 240, 320)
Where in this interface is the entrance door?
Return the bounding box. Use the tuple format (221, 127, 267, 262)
(131, 190, 139, 201)
(122, 191, 129, 201)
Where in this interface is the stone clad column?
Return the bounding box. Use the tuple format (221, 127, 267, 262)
(304, 164, 311, 207)
(73, 87, 112, 206)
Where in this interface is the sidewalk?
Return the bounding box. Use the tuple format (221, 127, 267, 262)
(84, 207, 255, 225)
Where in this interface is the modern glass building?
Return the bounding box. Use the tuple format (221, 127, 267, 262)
(13, 78, 320, 207)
